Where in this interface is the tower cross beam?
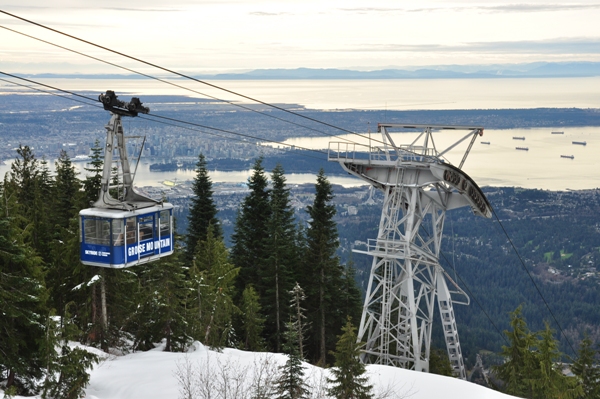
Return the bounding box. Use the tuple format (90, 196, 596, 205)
(330, 123, 492, 380)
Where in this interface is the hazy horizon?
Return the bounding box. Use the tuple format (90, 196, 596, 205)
(2, 1, 600, 75)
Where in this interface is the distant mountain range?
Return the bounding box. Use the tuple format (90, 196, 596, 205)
(24, 62, 600, 80)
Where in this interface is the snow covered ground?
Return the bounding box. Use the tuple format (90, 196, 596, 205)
(11, 342, 521, 399)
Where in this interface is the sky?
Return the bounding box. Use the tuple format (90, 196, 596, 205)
(1, 0, 600, 75)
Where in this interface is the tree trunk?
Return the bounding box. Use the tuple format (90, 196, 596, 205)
(275, 263, 280, 352)
(92, 284, 97, 328)
(319, 264, 326, 365)
(165, 322, 172, 352)
(100, 270, 108, 351)
(7, 369, 15, 388)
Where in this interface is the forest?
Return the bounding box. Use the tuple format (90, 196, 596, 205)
(1, 143, 600, 398)
(0, 144, 364, 396)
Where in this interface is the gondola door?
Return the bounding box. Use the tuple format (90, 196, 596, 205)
(136, 212, 156, 259)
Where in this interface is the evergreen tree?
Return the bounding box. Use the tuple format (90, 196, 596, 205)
(289, 282, 309, 359)
(493, 306, 538, 398)
(429, 348, 454, 377)
(8, 145, 52, 255)
(338, 261, 363, 329)
(0, 179, 48, 393)
(185, 153, 221, 264)
(327, 319, 374, 399)
(494, 307, 582, 399)
(262, 164, 298, 352)
(53, 150, 82, 227)
(303, 169, 345, 365)
(95, 267, 139, 351)
(47, 217, 82, 328)
(42, 345, 98, 399)
(47, 151, 84, 324)
(275, 322, 309, 399)
(190, 225, 239, 349)
(82, 139, 103, 206)
(132, 248, 189, 352)
(77, 140, 109, 345)
(230, 157, 271, 293)
(528, 323, 582, 399)
(41, 311, 98, 399)
(240, 285, 266, 351)
(571, 334, 600, 399)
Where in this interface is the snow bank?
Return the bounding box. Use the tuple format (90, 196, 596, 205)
(83, 342, 521, 399)
(9, 342, 521, 399)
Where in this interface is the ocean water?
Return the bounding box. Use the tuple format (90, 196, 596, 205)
(274, 126, 600, 190)
(5, 76, 600, 110)
(1, 126, 597, 190)
(1, 77, 599, 189)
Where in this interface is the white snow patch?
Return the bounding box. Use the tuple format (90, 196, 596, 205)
(6, 343, 521, 399)
(72, 274, 101, 291)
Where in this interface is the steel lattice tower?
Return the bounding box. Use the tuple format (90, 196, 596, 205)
(329, 124, 492, 379)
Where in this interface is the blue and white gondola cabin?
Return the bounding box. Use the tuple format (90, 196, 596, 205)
(80, 204, 174, 268)
(79, 91, 175, 268)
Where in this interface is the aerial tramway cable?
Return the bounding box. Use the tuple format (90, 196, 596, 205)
(0, 24, 355, 142)
(0, 71, 330, 162)
(0, 11, 368, 140)
(0, 8, 578, 357)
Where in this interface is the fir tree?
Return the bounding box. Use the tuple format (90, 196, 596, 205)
(132, 248, 189, 352)
(528, 323, 582, 399)
(53, 150, 82, 227)
(327, 319, 374, 399)
(185, 153, 221, 264)
(82, 139, 103, 206)
(494, 307, 582, 399)
(240, 285, 266, 351)
(275, 322, 309, 399)
(0, 179, 48, 393)
(571, 333, 600, 399)
(230, 157, 271, 293)
(190, 225, 239, 349)
(338, 260, 363, 329)
(493, 306, 538, 398)
(42, 345, 98, 399)
(289, 282, 309, 359)
(262, 164, 298, 352)
(429, 348, 454, 377)
(303, 169, 345, 365)
(8, 145, 52, 255)
(47, 151, 84, 324)
(41, 311, 99, 399)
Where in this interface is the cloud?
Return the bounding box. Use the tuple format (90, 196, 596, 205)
(326, 38, 600, 55)
(249, 11, 291, 16)
(0, 5, 181, 12)
(339, 4, 600, 14)
(475, 4, 600, 13)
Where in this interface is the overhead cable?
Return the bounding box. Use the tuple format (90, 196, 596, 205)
(0, 71, 329, 161)
(491, 206, 577, 356)
(0, 24, 358, 142)
(0, 10, 377, 144)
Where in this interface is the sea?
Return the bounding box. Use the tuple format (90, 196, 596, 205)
(1, 77, 599, 190)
